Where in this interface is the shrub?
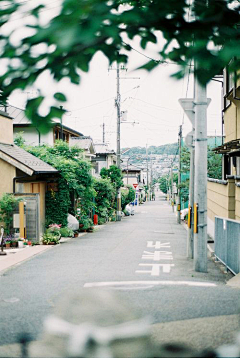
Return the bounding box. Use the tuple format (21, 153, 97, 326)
(42, 233, 60, 245)
(79, 216, 93, 230)
(0, 194, 20, 235)
(59, 227, 74, 237)
(46, 223, 61, 239)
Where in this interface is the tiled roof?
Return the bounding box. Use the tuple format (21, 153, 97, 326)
(7, 105, 83, 136)
(70, 136, 95, 151)
(95, 144, 115, 154)
(0, 143, 58, 173)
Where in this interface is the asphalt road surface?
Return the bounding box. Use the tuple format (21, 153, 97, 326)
(0, 192, 239, 351)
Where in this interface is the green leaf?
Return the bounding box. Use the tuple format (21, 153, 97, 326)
(137, 60, 159, 72)
(54, 92, 67, 102)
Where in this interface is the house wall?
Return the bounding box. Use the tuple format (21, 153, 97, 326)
(0, 159, 16, 197)
(107, 155, 116, 168)
(237, 105, 240, 139)
(14, 127, 54, 146)
(207, 179, 235, 238)
(235, 185, 240, 221)
(224, 103, 237, 142)
(123, 175, 139, 187)
(0, 112, 13, 144)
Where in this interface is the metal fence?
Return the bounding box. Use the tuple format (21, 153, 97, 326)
(215, 217, 240, 275)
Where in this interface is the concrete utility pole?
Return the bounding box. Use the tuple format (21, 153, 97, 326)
(193, 73, 209, 272)
(102, 122, 105, 144)
(146, 144, 149, 201)
(179, 94, 210, 262)
(116, 63, 122, 221)
(188, 131, 195, 259)
(177, 125, 182, 224)
(171, 164, 174, 212)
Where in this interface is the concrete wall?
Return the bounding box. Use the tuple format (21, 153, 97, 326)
(235, 185, 240, 222)
(14, 127, 54, 146)
(0, 159, 16, 197)
(0, 112, 13, 145)
(123, 175, 138, 187)
(207, 179, 235, 239)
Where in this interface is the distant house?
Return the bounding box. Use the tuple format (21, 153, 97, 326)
(7, 105, 83, 146)
(92, 144, 117, 175)
(122, 163, 142, 187)
(0, 109, 58, 241)
(69, 136, 96, 175)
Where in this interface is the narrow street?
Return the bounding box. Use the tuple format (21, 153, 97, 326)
(0, 192, 239, 354)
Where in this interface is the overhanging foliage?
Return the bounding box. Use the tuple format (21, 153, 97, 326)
(0, 0, 239, 129)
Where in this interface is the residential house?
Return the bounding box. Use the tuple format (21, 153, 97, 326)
(7, 105, 83, 146)
(0, 109, 58, 241)
(207, 67, 240, 238)
(69, 136, 96, 175)
(122, 163, 142, 187)
(92, 144, 116, 176)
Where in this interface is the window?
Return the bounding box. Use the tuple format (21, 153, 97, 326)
(237, 157, 240, 176)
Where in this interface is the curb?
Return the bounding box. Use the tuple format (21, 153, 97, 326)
(0, 245, 52, 274)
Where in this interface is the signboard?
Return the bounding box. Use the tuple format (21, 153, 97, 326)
(133, 184, 138, 189)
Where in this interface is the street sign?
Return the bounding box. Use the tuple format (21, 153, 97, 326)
(133, 184, 138, 189)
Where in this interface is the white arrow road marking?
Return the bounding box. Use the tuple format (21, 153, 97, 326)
(147, 241, 170, 249)
(142, 251, 173, 261)
(136, 263, 175, 276)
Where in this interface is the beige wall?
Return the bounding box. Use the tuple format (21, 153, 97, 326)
(0, 113, 13, 145)
(207, 179, 235, 221)
(235, 185, 240, 221)
(237, 105, 240, 139)
(0, 159, 16, 197)
(224, 104, 237, 142)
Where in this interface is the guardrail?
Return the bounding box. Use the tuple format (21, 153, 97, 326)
(215, 217, 240, 275)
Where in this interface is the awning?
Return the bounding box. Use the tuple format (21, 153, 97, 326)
(213, 138, 240, 154)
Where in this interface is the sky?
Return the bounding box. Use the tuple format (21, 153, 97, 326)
(6, 0, 223, 151)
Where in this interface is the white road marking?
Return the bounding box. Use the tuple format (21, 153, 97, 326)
(147, 241, 170, 249)
(84, 281, 217, 288)
(3, 297, 20, 303)
(136, 263, 175, 276)
(153, 231, 174, 234)
(142, 251, 173, 261)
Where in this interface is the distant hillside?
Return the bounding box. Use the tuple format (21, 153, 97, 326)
(122, 143, 178, 157)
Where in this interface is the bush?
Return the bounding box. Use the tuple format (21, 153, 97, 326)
(42, 233, 60, 245)
(46, 223, 61, 239)
(93, 178, 115, 222)
(121, 186, 135, 210)
(59, 227, 74, 237)
(78, 216, 93, 231)
(0, 194, 20, 235)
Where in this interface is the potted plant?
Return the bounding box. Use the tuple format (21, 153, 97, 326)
(11, 239, 18, 248)
(5, 240, 11, 248)
(42, 232, 60, 245)
(46, 224, 61, 239)
(18, 239, 24, 248)
(59, 227, 74, 238)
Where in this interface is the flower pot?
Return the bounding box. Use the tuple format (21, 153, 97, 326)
(18, 241, 24, 248)
(5, 243, 11, 248)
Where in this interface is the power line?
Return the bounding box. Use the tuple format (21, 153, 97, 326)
(122, 41, 194, 68)
(129, 97, 181, 113)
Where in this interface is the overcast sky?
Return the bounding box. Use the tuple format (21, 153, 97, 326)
(7, 0, 222, 151)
